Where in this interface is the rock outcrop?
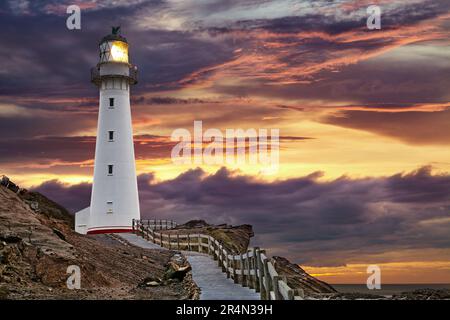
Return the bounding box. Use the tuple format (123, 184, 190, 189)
(165, 220, 254, 254)
(271, 256, 336, 295)
(392, 289, 450, 300)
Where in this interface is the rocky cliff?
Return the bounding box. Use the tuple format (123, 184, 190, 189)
(271, 256, 336, 295)
(0, 178, 197, 300)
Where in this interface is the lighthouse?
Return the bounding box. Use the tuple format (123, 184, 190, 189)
(75, 27, 140, 234)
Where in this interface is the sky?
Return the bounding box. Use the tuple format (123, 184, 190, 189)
(1, 0, 450, 284)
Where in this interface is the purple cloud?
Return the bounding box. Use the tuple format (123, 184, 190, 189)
(32, 166, 450, 266)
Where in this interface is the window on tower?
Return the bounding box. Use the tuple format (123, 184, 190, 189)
(109, 98, 114, 107)
(108, 164, 113, 175)
(106, 201, 113, 214)
(108, 131, 114, 141)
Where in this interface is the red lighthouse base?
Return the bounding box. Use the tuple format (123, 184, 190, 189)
(86, 227, 134, 235)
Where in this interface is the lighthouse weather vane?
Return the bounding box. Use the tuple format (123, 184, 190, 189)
(112, 26, 120, 35)
(75, 28, 141, 234)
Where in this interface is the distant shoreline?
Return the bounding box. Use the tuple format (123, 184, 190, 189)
(332, 283, 450, 296)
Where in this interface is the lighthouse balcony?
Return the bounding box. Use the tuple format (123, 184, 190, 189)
(91, 65, 138, 86)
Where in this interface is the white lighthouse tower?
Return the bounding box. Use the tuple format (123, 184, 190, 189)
(75, 27, 140, 234)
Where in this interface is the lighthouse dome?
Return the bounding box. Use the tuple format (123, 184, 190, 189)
(99, 27, 129, 64)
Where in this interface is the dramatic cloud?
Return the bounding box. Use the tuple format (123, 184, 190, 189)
(32, 166, 450, 266)
(323, 108, 450, 145)
(0, 134, 174, 166)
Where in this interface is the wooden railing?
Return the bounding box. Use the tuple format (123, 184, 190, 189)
(139, 219, 177, 230)
(132, 219, 304, 300)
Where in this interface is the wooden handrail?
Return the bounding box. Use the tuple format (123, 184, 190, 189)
(132, 219, 303, 300)
(139, 219, 178, 230)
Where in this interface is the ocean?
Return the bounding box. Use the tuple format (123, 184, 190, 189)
(332, 284, 450, 296)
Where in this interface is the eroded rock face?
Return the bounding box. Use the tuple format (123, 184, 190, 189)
(271, 256, 337, 295)
(0, 181, 197, 300)
(19, 189, 74, 228)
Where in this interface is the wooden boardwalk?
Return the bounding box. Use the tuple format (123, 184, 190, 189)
(120, 233, 260, 300)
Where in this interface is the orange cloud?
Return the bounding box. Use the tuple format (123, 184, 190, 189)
(304, 260, 450, 284)
(174, 13, 450, 89)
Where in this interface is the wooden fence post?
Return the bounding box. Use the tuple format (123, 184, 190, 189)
(176, 234, 180, 250)
(168, 234, 171, 249)
(263, 258, 271, 300)
(281, 276, 288, 300)
(223, 249, 227, 272)
(240, 253, 246, 286)
(187, 234, 191, 251)
(246, 251, 251, 288)
(273, 276, 281, 300)
(232, 256, 238, 284)
(207, 237, 211, 255)
(288, 289, 294, 300)
(212, 241, 217, 261)
(225, 253, 230, 278)
(221, 247, 226, 272)
(253, 247, 260, 292)
(198, 234, 202, 253)
(257, 249, 265, 299)
(132, 219, 135, 233)
(218, 244, 222, 268)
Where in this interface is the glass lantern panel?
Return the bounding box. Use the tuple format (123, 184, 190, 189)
(110, 41, 129, 63)
(99, 41, 129, 64)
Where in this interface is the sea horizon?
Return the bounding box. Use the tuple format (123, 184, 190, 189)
(331, 283, 450, 296)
